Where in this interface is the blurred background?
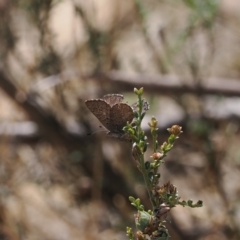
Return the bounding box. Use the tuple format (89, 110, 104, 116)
(0, 0, 240, 239)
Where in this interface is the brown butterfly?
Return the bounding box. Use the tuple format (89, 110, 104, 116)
(85, 94, 133, 141)
(85, 94, 149, 141)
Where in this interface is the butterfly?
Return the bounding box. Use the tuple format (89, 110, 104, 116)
(85, 94, 135, 141)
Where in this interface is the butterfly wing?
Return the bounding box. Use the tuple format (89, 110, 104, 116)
(103, 94, 124, 107)
(85, 99, 111, 130)
(131, 99, 150, 113)
(109, 103, 134, 132)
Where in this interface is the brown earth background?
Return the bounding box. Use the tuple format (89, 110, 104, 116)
(0, 0, 240, 239)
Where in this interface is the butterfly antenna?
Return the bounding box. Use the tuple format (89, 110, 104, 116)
(87, 126, 107, 136)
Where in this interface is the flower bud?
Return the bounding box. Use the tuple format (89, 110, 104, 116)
(167, 125, 182, 136)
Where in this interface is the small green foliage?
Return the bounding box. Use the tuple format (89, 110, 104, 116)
(126, 88, 203, 240)
(179, 199, 203, 208)
(135, 211, 153, 232)
(134, 87, 144, 96)
(182, 0, 219, 28)
(126, 227, 134, 240)
(152, 226, 170, 240)
(145, 161, 150, 170)
(129, 197, 145, 211)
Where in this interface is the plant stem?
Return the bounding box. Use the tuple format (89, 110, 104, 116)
(139, 154, 156, 208)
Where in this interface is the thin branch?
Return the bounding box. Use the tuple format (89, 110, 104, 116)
(91, 71, 240, 97)
(30, 70, 240, 97)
